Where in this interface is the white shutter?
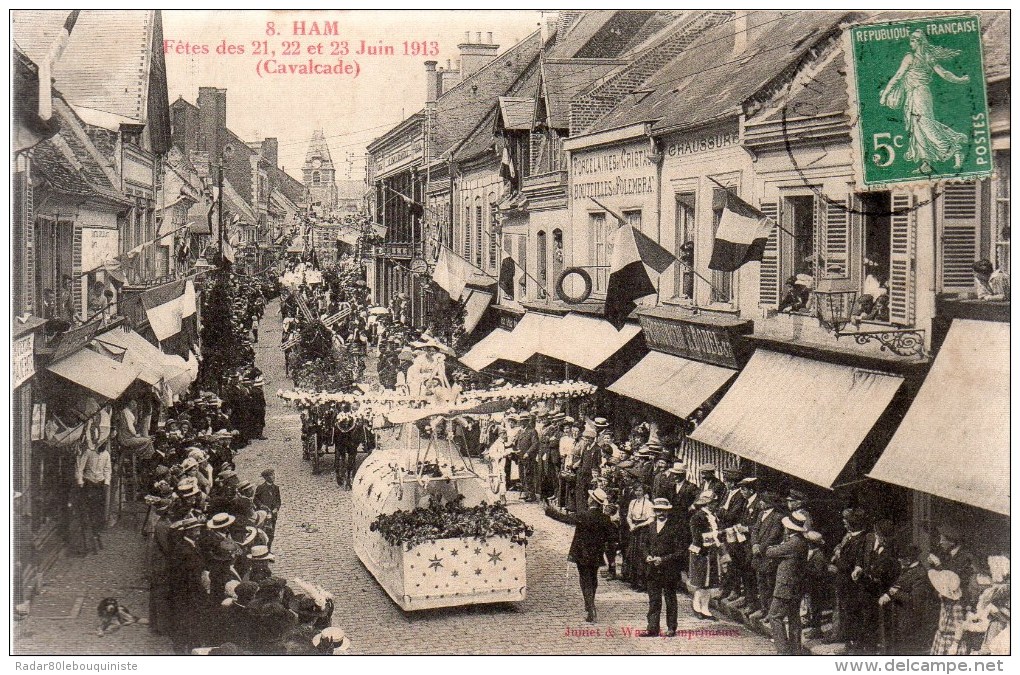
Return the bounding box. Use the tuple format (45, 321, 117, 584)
(940, 182, 980, 292)
(889, 191, 916, 326)
(821, 197, 850, 279)
(758, 201, 779, 307)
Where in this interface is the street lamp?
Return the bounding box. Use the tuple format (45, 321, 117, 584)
(813, 283, 926, 358)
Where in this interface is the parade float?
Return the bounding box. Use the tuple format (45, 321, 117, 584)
(279, 379, 596, 611)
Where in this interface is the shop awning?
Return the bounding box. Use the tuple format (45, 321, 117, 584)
(540, 313, 640, 370)
(93, 327, 192, 389)
(501, 312, 562, 363)
(462, 288, 494, 334)
(868, 320, 1009, 515)
(48, 348, 139, 400)
(691, 350, 904, 488)
(459, 328, 514, 372)
(608, 350, 736, 419)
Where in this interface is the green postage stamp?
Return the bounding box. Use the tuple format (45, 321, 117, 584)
(846, 15, 992, 187)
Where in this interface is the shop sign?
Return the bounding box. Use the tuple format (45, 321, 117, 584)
(82, 228, 119, 273)
(12, 333, 35, 388)
(378, 138, 424, 174)
(496, 307, 522, 332)
(665, 125, 740, 158)
(638, 314, 753, 369)
(571, 141, 655, 202)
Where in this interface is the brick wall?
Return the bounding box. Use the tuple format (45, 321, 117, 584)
(569, 11, 732, 135)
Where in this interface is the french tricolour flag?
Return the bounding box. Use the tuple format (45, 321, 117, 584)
(605, 225, 676, 330)
(708, 193, 776, 272)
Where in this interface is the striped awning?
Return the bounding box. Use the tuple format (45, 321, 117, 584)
(691, 349, 904, 488)
(869, 320, 1009, 515)
(540, 313, 641, 371)
(609, 350, 736, 420)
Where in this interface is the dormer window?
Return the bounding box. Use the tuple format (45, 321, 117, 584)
(120, 123, 144, 148)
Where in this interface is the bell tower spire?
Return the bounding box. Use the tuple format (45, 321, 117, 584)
(302, 128, 338, 217)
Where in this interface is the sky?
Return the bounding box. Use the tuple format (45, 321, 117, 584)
(162, 10, 543, 183)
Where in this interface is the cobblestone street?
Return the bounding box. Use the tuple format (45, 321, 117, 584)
(14, 303, 771, 655)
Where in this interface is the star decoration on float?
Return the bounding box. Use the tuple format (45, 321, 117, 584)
(450, 548, 458, 557)
(451, 569, 459, 577)
(428, 555, 444, 570)
(487, 549, 502, 565)
(474, 568, 483, 576)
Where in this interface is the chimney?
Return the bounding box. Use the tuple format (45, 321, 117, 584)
(261, 137, 278, 167)
(733, 10, 748, 55)
(458, 31, 499, 80)
(541, 13, 558, 45)
(556, 11, 582, 39)
(424, 60, 439, 103)
(197, 86, 227, 159)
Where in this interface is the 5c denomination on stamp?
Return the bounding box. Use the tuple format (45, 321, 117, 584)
(845, 15, 992, 188)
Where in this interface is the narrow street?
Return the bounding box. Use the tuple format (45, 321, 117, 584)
(230, 302, 773, 655)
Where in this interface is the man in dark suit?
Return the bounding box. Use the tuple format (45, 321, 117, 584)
(573, 427, 602, 511)
(826, 507, 869, 646)
(652, 460, 681, 501)
(254, 468, 282, 548)
(568, 487, 618, 623)
(766, 512, 809, 655)
(853, 519, 900, 654)
(514, 415, 540, 502)
(748, 489, 786, 621)
(640, 498, 685, 636)
(718, 468, 749, 602)
(879, 544, 939, 655)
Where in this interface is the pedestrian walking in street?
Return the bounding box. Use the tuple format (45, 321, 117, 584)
(255, 468, 282, 547)
(568, 488, 618, 623)
(75, 439, 112, 553)
(641, 498, 685, 637)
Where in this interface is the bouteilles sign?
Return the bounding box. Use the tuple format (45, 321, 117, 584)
(13, 333, 35, 389)
(846, 15, 992, 187)
(571, 141, 655, 202)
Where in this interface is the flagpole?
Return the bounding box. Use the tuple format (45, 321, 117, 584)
(706, 176, 796, 239)
(494, 237, 551, 300)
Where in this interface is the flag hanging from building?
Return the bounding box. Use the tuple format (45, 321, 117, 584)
(431, 247, 473, 300)
(708, 193, 776, 272)
(604, 225, 676, 330)
(499, 147, 516, 182)
(390, 186, 424, 218)
(498, 256, 516, 299)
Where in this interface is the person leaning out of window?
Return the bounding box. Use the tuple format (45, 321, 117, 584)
(972, 259, 1010, 301)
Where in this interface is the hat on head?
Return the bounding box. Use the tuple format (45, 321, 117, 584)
(782, 511, 808, 532)
(563, 416, 576, 425)
(788, 488, 809, 502)
(588, 487, 610, 507)
(176, 478, 200, 498)
(234, 581, 259, 606)
(667, 461, 687, 475)
(592, 417, 610, 429)
(172, 516, 203, 532)
(249, 545, 275, 561)
(236, 526, 258, 547)
(651, 498, 673, 511)
(693, 490, 716, 506)
(928, 569, 963, 601)
(804, 531, 825, 545)
(218, 469, 237, 482)
(224, 580, 241, 600)
(843, 507, 868, 531)
(261, 468, 276, 479)
(238, 481, 256, 497)
(258, 576, 287, 594)
(700, 464, 717, 474)
(180, 457, 199, 472)
(208, 512, 236, 530)
(312, 626, 349, 651)
(738, 477, 758, 487)
(187, 448, 207, 462)
(210, 539, 240, 561)
(988, 555, 1010, 584)
(722, 467, 744, 480)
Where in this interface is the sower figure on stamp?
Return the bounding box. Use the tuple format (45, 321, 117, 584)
(568, 487, 618, 624)
(641, 498, 685, 637)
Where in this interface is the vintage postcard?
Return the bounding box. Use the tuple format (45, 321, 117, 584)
(9, 8, 1010, 664)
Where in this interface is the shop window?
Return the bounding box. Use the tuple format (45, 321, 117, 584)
(589, 212, 608, 293)
(710, 189, 736, 304)
(623, 209, 642, 232)
(674, 193, 696, 300)
(552, 229, 564, 287)
(536, 230, 548, 299)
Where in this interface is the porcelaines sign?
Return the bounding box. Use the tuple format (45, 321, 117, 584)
(571, 142, 655, 201)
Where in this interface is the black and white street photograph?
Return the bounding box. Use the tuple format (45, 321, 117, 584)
(7, 7, 1011, 666)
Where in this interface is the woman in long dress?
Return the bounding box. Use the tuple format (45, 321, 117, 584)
(626, 483, 655, 592)
(880, 30, 970, 174)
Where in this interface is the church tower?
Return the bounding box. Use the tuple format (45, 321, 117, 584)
(302, 128, 338, 216)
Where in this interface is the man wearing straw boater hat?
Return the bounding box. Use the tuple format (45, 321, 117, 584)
(765, 510, 809, 654)
(640, 498, 685, 637)
(568, 487, 618, 623)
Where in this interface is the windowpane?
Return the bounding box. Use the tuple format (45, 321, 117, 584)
(552, 229, 564, 288)
(589, 212, 608, 292)
(623, 209, 642, 232)
(674, 194, 695, 299)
